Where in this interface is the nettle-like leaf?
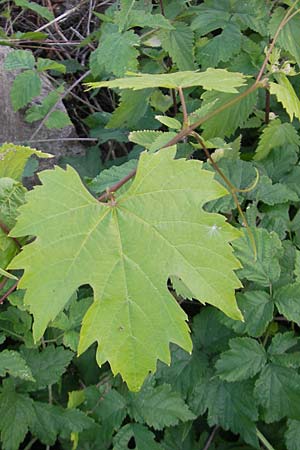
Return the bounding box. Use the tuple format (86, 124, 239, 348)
(10, 70, 41, 112)
(86, 68, 247, 93)
(158, 22, 195, 70)
(9, 148, 242, 390)
(254, 119, 300, 161)
(90, 28, 140, 77)
(270, 73, 300, 122)
(270, 7, 300, 67)
(215, 337, 267, 382)
(128, 383, 195, 429)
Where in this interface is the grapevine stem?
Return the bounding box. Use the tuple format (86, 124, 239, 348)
(0, 281, 18, 304)
(256, 428, 276, 450)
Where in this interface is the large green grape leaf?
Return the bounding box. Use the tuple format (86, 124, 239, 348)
(86, 68, 247, 93)
(9, 148, 242, 390)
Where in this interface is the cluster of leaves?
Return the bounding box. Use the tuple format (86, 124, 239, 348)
(2, 0, 300, 449)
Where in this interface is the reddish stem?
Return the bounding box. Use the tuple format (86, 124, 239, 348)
(0, 222, 21, 249)
(0, 281, 18, 304)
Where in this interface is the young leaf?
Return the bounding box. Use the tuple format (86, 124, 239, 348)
(0, 178, 26, 229)
(0, 379, 34, 450)
(125, 10, 173, 30)
(270, 7, 300, 67)
(215, 337, 267, 382)
(128, 383, 195, 429)
(114, 423, 162, 450)
(274, 283, 300, 326)
(223, 290, 274, 338)
(158, 23, 194, 70)
(31, 401, 94, 445)
(9, 148, 242, 390)
(4, 49, 35, 70)
(196, 23, 241, 69)
(90, 29, 140, 77)
(254, 364, 300, 422)
(0, 143, 52, 181)
(36, 57, 66, 73)
(19, 345, 73, 391)
(88, 159, 137, 195)
(205, 378, 259, 447)
(107, 89, 152, 128)
(285, 420, 300, 450)
(10, 70, 41, 111)
(270, 73, 300, 122)
(86, 68, 247, 93)
(0, 350, 34, 381)
(201, 84, 258, 139)
(254, 119, 300, 161)
(45, 110, 72, 129)
(233, 228, 283, 287)
(14, 0, 54, 21)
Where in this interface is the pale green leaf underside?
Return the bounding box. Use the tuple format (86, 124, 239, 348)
(85, 68, 247, 93)
(0, 143, 52, 181)
(9, 148, 242, 390)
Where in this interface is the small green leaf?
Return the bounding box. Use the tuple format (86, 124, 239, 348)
(275, 283, 300, 326)
(114, 423, 162, 450)
(215, 337, 267, 382)
(233, 228, 283, 287)
(10, 70, 41, 111)
(222, 290, 274, 338)
(270, 73, 300, 121)
(90, 29, 139, 77)
(0, 178, 26, 229)
(107, 89, 152, 129)
(88, 159, 137, 195)
(285, 420, 300, 450)
(0, 143, 52, 181)
(86, 68, 247, 93)
(0, 267, 18, 280)
(270, 7, 300, 67)
(159, 23, 194, 70)
(45, 111, 72, 129)
(124, 10, 174, 30)
(254, 364, 300, 422)
(0, 379, 34, 450)
(19, 345, 73, 391)
(4, 49, 35, 70)
(155, 115, 181, 130)
(0, 350, 34, 380)
(36, 58, 66, 73)
(254, 119, 300, 161)
(205, 378, 259, 447)
(196, 23, 241, 69)
(129, 383, 195, 429)
(201, 83, 258, 139)
(14, 0, 54, 20)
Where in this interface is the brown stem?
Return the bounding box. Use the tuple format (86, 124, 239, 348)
(202, 426, 220, 450)
(256, 2, 300, 82)
(0, 281, 18, 304)
(0, 278, 8, 291)
(178, 87, 188, 129)
(158, 0, 165, 16)
(265, 89, 270, 124)
(97, 169, 137, 201)
(171, 89, 178, 115)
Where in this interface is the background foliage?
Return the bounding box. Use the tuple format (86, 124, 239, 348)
(1, 0, 300, 449)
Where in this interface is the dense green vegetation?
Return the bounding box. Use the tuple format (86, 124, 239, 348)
(1, 1, 300, 449)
